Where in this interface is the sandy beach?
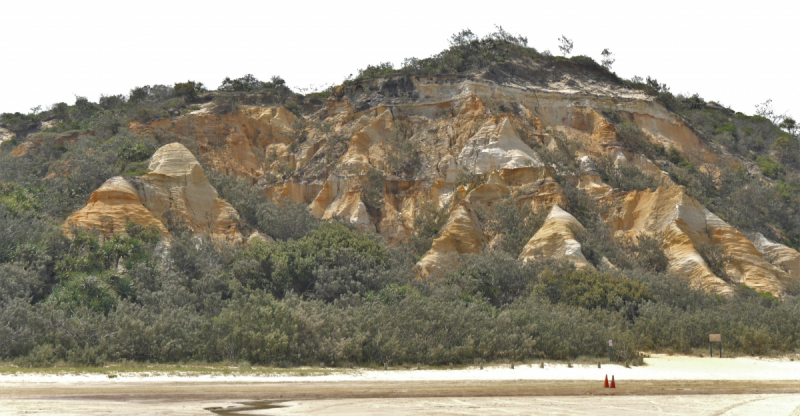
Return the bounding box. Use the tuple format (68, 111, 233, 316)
(2, 355, 799, 415)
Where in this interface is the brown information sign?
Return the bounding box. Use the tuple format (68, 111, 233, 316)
(709, 334, 722, 342)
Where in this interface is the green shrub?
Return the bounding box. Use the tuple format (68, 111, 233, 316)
(534, 268, 653, 314)
(454, 170, 483, 190)
(667, 146, 683, 164)
(0, 183, 42, 214)
(207, 291, 302, 363)
(129, 86, 150, 102)
(756, 156, 783, 178)
(122, 168, 147, 176)
(0, 263, 43, 305)
(208, 172, 319, 240)
(561, 181, 601, 227)
(52, 274, 118, 314)
(51, 102, 70, 121)
(411, 200, 449, 258)
(0, 112, 40, 135)
(173, 80, 205, 102)
(54, 226, 160, 280)
(485, 197, 547, 257)
(99, 95, 126, 110)
(117, 139, 155, 162)
(43, 121, 81, 133)
(1, 137, 19, 151)
(736, 284, 778, 306)
(359, 168, 385, 216)
(219, 74, 261, 92)
(594, 156, 660, 193)
(357, 62, 394, 80)
(601, 109, 622, 124)
(713, 122, 737, 137)
(695, 241, 732, 281)
(447, 250, 548, 307)
(385, 121, 421, 176)
(632, 233, 669, 273)
(133, 107, 164, 123)
(575, 224, 635, 270)
(72, 96, 101, 122)
(775, 180, 800, 199)
(772, 135, 798, 165)
(615, 122, 661, 157)
(230, 222, 386, 297)
(569, 55, 602, 70)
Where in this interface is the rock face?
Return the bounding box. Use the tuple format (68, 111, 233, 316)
(310, 179, 375, 231)
(63, 176, 168, 236)
(458, 116, 542, 174)
(59, 66, 799, 295)
(519, 205, 590, 268)
(606, 186, 790, 295)
(130, 106, 298, 179)
(65, 143, 243, 242)
(10, 130, 89, 157)
(0, 126, 14, 145)
(416, 204, 486, 278)
(747, 232, 800, 281)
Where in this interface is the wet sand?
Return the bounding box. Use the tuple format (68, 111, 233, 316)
(270, 394, 800, 415)
(4, 389, 800, 415)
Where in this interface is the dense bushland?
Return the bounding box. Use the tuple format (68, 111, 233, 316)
(2, 201, 799, 367)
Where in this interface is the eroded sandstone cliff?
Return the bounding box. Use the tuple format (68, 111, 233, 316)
(519, 205, 589, 268)
(66, 143, 244, 242)
(63, 66, 800, 296)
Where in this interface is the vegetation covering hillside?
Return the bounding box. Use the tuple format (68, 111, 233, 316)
(1, 29, 800, 367)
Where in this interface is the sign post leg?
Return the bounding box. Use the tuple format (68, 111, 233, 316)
(709, 335, 722, 358)
(609, 346, 612, 362)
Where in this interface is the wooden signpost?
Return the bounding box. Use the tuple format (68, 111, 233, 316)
(709, 334, 722, 357)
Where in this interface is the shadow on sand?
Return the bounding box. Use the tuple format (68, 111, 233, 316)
(204, 400, 286, 415)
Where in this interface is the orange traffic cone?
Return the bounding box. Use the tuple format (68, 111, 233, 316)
(610, 375, 616, 388)
(604, 375, 609, 388)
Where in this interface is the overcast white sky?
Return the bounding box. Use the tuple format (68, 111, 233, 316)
(1, 0, 798, 118)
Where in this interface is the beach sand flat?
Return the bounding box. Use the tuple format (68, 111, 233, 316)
(2, 355, 799, 415)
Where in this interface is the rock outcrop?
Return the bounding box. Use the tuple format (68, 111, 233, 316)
(606, 186, 790, 295)
(63, 176, 168, 236)
(65, 143, 244, 242)
(310, 179, 375, 231)
(458, 116, 542, 174)
(747, 232, 800, 281)
(0, 126, 13, 145)
(518, 205, 590, 268)
(416, 204, 485, 278)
